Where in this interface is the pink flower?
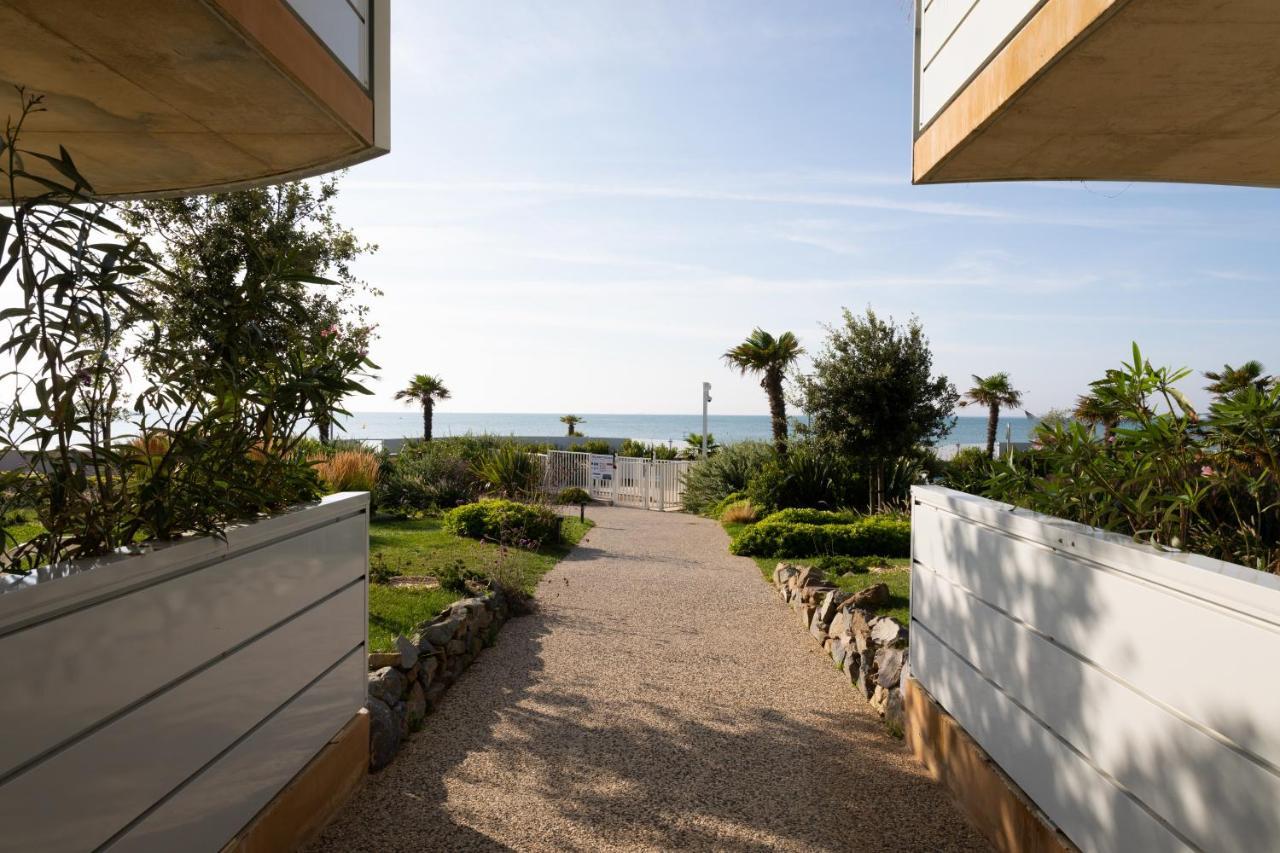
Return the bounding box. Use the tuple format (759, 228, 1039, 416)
(1201, 465, 1214, 477)
(320, 324, 339, 339)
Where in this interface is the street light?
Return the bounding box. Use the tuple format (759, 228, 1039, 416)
(701, 381, 712, 460)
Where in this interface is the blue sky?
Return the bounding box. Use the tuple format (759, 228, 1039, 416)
(335, 1, 1280, 416)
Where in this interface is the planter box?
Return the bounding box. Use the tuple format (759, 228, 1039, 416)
(0, 492, 369, 853)
(910, 485, 1280, 852)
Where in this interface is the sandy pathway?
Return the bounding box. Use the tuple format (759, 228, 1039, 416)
(308, 506, 987, 852)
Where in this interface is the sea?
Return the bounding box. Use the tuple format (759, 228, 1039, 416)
(329, 412, 1036, 449)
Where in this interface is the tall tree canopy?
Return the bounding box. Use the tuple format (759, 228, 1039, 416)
(797, 308, 956, 506)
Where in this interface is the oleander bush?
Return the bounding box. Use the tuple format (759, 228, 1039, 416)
(968, 345, 1280, 573)
(443, 499, 562, 546)
(729, 515, 910, 558)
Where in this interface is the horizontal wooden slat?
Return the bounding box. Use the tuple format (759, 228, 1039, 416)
(914, 565, 1280, 850)
(913, 503, 1280, 772)
(0, 584, 364, 852)
(109, 649, 365, 853)
(912, 628, 1190, 852)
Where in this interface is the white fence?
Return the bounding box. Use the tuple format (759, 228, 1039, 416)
(0, 493, 369, 852)
(541, 450, 691, 511)
(910, 485, 1280, 852)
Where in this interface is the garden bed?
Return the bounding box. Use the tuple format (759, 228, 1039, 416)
(367, 513, 592, 651)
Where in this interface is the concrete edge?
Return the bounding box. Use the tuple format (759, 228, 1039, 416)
(903, 677, 1078, 853)
(222, 708, 370, 853)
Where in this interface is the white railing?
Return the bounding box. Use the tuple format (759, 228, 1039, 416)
(541, 450, 690, 511)
(910, 485, 1280, 852)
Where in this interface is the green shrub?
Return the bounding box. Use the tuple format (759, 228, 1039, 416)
(436, 558, 486, 593)
(376, 445, 480, 513)
(729, 515, 910, 558)
(941, 446, 995, 493)
(704, 490, 748, 519)
(617, 439, 679, 460)
(557, 487, 590, 505)
(443, 499, 562, 545)
(568, 439, 613, 455)
(757, 507, 857, 526)
(813, 555, 896, 574)
(682, 441, 774, 514)
(745, 441, 865, 514)
(475, 444, 544, 499)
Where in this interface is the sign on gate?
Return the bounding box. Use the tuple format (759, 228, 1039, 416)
(589, 454, 614, 482)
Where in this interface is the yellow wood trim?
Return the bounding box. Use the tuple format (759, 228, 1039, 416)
(913, 0, 1126, 183)
(207, 0, 374, 144)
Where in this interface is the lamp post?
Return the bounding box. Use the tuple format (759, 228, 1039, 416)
(701, 381, 712, 460)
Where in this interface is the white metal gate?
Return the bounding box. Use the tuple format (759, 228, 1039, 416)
(540, 451, 690, 511)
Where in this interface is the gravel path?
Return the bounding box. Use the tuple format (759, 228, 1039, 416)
(308, 507, 988, 852)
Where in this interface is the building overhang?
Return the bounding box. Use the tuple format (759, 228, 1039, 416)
(913, 0, 1280, 187)
(0, 0, 389, 200)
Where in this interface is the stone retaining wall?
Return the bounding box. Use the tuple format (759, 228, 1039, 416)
(772, 564, 908, 732)
(363, 590, 510, 770)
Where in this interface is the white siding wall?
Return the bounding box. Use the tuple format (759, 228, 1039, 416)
(0, 493, 370, 853)
(910, 486, 1280, 852)
(916, 0, 1044, 131)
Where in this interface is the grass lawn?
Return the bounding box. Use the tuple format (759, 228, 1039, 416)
(722, 519, 911, 625)
(367, 514, 593, 651)
(1, 508, 44, 548)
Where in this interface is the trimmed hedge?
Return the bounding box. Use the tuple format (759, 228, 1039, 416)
(729, 515, 910, 558)
(443, 499, 562, 545)
(756, 507, 857, 526)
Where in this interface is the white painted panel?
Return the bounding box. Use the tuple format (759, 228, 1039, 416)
(914, 566, 1280, 850)
(920, 0, 980, 67)
(911, 486, 1280, 852)
(917, 0, 1042, 128)
(913, 504, 1280, 771)
(912, 629, 1192, 853)
(111, 649, 365, 853)
(0, 513, 365, 778)
(0, 585, 364, 853)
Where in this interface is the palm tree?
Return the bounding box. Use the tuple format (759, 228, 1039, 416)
(395, 374, 450, 441)
(1204, 360, 1271, 398)
(560, 414, 584, 436)
(1072, 392, 1122, 441)
(962, 373, 1023, 458)
(723, 329, 804, 456)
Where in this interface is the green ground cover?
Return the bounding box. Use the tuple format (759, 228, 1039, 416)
(367, 514, 592, 650)
(725, 520, 911, 624)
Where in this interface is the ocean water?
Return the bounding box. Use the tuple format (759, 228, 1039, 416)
(331, 412, 1036, 448)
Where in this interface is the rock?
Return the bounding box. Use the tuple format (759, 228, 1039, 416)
(395, 635, 419, 669)
(869, 616, 908, 648)
(870, 685, 888, 715)
(367, 666, 406, 706)
(827, 610, 854, 640)
(774, 562, 800, 587)
(418, 655, 439, 688)
(366, 698, 401, 770)
(424, 681, 448, 713)
(467, 634, 483, 656)
(845, 582, 890, 611)
(875, 647, 906, 689)
(799, 583, 837, 605)
(799, 603, 817, 628)
(422, 613, 465, 647)
(446, 638, 466, 655)
(367, 651, 400, 669)
(405, 681, 427, 730)
(884, 687, 905, 732)
(830, 636, 849, 667)
(394, 701, 409, 739)
(815, 589, 849, 625)
(809, 606, 830, 642)
(850, 610, 874, 652)
(411, 633, 438, 658)
(849, 649, 875, 699)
